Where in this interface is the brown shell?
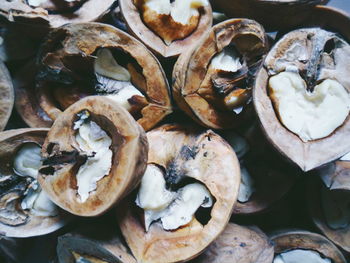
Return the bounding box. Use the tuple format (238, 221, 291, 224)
(57, 218, 136, 263)
(308, 163, 350, 252)
(14, 60, 52, 128)
(270, 230, 347, 263)
(0, 0, 116, 37)
(37, 22, 172, 131)
(192, 223, 274, 263)
(211, 0, 329, 31)
(119, 0, 212, 58)
(0, 61, 14, 131)
(0, 128, 69, 238)
(172, 19, 268, 129)
(118, 124, 241, 263)
(38, 96, 148, 217)
(232, 124, 298, 215)
(254, 13, 350, 171)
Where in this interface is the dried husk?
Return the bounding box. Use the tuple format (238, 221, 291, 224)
(37, 22, 171, 131)
(118, 124, 240, 263)
(173, 19, 268, 129)
(254, 9, 350, 171)
(38, 96, 148, 217)
(119, 0, 212, 58)
(270, 230, 347, 263)
(308, 162, 350, 252)
(0, 0, 117, 38)
(0, 128, 68, 238)
(192, 223, 274, 263)
(211, 0, 329, 31)
(0, 61, 14, 131)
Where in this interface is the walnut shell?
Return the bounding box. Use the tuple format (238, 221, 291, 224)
(38, 96, 148, 216)
(308, 163, 350, 253)
(270, 230, 347, 263)
(0, 0, 117, 38)
(254, 20, 350, 171)
(192, 223, 274, 263)
(173, 19, 268, 129)
(0, 128, 68, 237)
(119, 0, 212, 58)
(36, 22, 171, 131)
(118, 124, 240, 263)
(211, 0, 329, 31)
(0, 61, 14, 131)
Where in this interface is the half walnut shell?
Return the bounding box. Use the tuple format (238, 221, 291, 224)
(173, 19, 268, 129)
(211, 0, 329, 31)
(192, 223, 274, 263)
(270, 230, 347, 263)
(0, 128, 68, 237)
(308, 160, 350, 253)
(119, 0, 212, 58)
(254, 26, 350, 171)
(37, 22, 171, 131)
(0, 61, 14, 131)
(38, 96, 148, 216)
(0, 0, 117, 37)
(118, 124, 240, 263)
(57, 218, 136, 263)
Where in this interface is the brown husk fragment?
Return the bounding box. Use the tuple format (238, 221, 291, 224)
(37, 22, 171, 131)
(57, 218, 136, 263)
(0, 128, 68, 238)
(192, 223, 273, 263)
(38, 96, 148, 217)
(254, 22, 350, 171)
(270, 230, 347, 263)
(0, 0, 117, 38)
(118, 124, 240, 263)
(0, 61, 14, 131)
(119, 0, 212, 58)
(173, 19, 268, 129)
(308, 162, 350, 252)
(211, 0, 329, 31)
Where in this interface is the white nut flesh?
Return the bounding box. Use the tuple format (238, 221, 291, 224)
(75, 116, 113, 203)
(136, 165, 213, 231)
(27, 0, 76, 7)
(273, 249, 331, 263)
(340, 151, 350, 161)
(14, 143, 58, 217)
(219, 131, 249, 159)
(210, 45, 243, 72)
(237, 164, 255, 203)
(145, 0, 209, 25)
(269, 71, 350, 142)
(321, 188, 350, 229)
(94, 48, 145, 111)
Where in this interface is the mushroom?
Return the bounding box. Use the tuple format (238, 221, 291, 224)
(173, 19, 268, 129)
(0, 61, 14, 132)
(119, 0, 212, 58)
(308, 156, 350, 253)
(254, 27, 350, 171)
(270, 230, 347, 263)
(38, 96, 148, 216)
(219, 122, 298, 215)
(57, 217, 136, 263)
(36, 22, 172, 131)
(0, 0, 117, 38)
(118, 124, 240, 263)
(0, 128, 68, 238)
(192, 223, 274, 263)
(211, 0, 329, 31)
